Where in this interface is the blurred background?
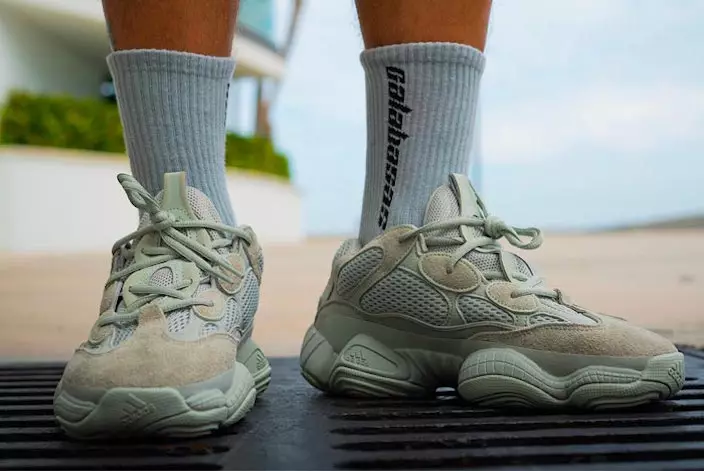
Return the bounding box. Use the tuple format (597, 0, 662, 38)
(0, 0, 702, 359)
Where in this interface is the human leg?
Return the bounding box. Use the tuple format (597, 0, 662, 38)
(300, 0, 683, 409)
(54, 0, 271, 438)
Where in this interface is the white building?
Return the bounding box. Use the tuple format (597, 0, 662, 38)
(0, 0, 303, 252)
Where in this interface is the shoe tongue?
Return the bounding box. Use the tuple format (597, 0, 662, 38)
(423, 174, 485, 239)
(161, 172, 223, 224)
(449, 173, 486, 220)
(121, 173, 225, 314)
(423, 173, 533, 280)
(139, 172, 223, 228)
(160, 172, 233, 260)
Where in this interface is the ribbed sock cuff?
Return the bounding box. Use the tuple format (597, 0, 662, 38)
(108, 49, 237, 225)
(358, 42, 485, 244)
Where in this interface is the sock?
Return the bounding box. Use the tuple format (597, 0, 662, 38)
(358, 43, 485, 244)
(108, 49, 236, 225)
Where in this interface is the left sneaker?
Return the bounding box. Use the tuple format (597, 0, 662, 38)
(54, 172, 270, 438)
(300, 173, 684, 410)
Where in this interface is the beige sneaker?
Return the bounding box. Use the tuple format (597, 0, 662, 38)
(54, 172, 270, 438)
(300, 173, 684, 409)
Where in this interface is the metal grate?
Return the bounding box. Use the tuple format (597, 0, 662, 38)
(2, 352, 704, 470)
(0, 363, 234, 470)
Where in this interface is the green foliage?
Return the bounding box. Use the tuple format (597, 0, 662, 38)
(225, 133, 290, 179)
(0, 91, 125, 152)
(0, 91, 291, 180)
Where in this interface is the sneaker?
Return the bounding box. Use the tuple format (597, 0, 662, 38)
(54, 172, 271, 438)
(300, 173, 684, 409)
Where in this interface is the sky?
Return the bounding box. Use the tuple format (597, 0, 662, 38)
(271, 0, 704, 235)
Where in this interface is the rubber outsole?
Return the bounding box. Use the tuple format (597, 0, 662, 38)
(300, 325, 685, 410)
(54, 339, 271, 439)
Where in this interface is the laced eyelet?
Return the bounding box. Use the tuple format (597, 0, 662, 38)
(509, 291, 517, 299)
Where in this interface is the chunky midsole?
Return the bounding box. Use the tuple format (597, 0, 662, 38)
(54, 362, 256, 438)
(313, 309, 656, 377)
(300, 322, 685, 408)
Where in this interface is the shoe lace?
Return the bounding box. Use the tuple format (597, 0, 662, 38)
(399, 214, 562, 301)
(97, 174, 251, 327)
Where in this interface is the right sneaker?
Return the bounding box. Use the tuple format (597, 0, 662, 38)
(300, 173, 684, 409)
(54, 172, 271, 438)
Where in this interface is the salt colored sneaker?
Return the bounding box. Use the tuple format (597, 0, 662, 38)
(300, 173, 684, 409)
(54, 172, 271, 438)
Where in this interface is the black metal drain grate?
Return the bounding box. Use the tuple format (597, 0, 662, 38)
(2, 352, 704, 470)
(0, 363, 233, 470)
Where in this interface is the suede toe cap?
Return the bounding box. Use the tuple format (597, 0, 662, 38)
(473, 313, 677, 357)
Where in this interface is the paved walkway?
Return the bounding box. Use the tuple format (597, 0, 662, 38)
(1, 230, 703, 359)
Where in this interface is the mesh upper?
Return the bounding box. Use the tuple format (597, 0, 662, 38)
(337, 247, 384, 295)
(150, 267, 173, 287)
(457, 296, 516, 325)
(257, 251, 264, 273)
(529, 313, 568, 325)
(239, 270, 260, 332)
(424, 185, 528, 278)
(223, 298, 242, 334)
(513, 255, 534, 277)
(421, 179, 592, 325)
(466, 252, 502, 273)
(165, 281, 210, 334)
(111, 324, 136, 347)
(186, 187, 222, 223)
(328, 178, 593, 328)
(335, 239, 361, 260)
(168, 310, 192, 333)
(200, 323, 219, 336)
(360, 269, 449, 326)
(425, 186, 462, 229)
(107, 182, 260, 347)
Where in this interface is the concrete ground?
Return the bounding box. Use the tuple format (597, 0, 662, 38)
(1, 229, 703, 360)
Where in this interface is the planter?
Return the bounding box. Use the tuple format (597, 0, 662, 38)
(0, 146, 303, 252)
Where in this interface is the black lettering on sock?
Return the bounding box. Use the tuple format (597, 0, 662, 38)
(382, 184, 394, 206)
(377, 67, 412, 230)
(378, 207, 389, 230)
(388, 107, 403, 130)
(389, 98, 412, 115)
(386, 145, 399, 166)
(387, 124, 410, 143)
(389, 81, 405, 103)
(386, 66, 405, 83)
(385, 162, 397, 189)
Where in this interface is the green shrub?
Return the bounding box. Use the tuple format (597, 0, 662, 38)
(0, 90, 291, 180)
(0, 92, 125, 152)
(225, 134, 290, 179)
